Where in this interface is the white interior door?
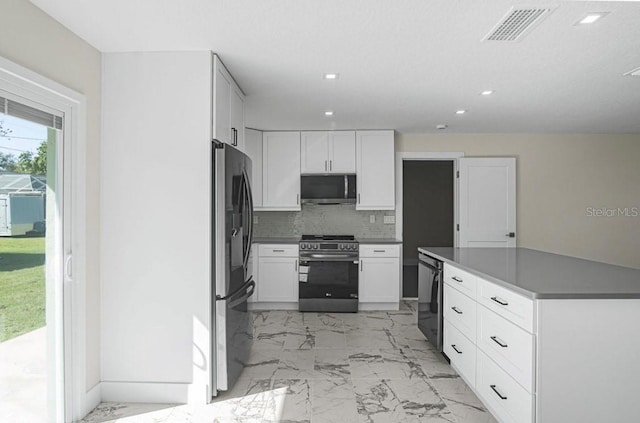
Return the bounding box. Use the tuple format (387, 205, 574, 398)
(458, 158, 516, 247)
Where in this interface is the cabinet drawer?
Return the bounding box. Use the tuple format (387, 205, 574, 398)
(478, 279, 534, 332)
(443, 284, 477, 342)
(477, 350, 533, 423)
(359, 244, 400, 258)
(444, 320, 476, 388)
(477, 305, 535, 392)
(258, 244, 299, 257)
(444, 264, 477, 298)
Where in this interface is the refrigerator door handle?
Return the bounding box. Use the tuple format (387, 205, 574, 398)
(242, 169, 254, 269)
(216, 278, 254, 302)
(228, 279, 256, 308)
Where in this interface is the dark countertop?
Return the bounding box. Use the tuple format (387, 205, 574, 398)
(358, 239, 402, 244)
(253, 237, 401, 244)
(253, 237, 300, 244)
(418, 247, 640, 300)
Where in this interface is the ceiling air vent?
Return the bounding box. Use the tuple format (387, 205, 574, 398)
(484, 6, 553, 42)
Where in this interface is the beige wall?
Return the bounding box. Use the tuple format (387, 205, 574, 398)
(398, 134, 640, 269)
(0, 0, 102, 388)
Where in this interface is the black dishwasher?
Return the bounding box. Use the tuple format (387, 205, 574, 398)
(418, 253, 443, 352)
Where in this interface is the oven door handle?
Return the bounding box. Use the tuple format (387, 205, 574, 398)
(300, 254, 359, 261)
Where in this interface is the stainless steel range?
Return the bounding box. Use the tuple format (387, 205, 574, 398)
(298, 235, 359, 312)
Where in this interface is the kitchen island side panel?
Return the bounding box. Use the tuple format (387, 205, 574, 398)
(536, 299, 640, 423)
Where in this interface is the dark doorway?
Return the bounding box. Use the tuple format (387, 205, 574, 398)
(402, 161, 454, 297)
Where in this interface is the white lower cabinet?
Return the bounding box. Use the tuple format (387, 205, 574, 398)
(477, 304, 534, 392)
(443, 284, 477, 342)
(477, 350, 534, 423)
(358, 244, 401, 308)
(443, 320, 476, 387)
(256, 244, 299, 303)
(443, 262, 535, 423)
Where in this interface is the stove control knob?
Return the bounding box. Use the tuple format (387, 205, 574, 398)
(313, 244, 319, 249)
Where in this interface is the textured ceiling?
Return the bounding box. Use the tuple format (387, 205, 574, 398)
(30, 0, 640, 133)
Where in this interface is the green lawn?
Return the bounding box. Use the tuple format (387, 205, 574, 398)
(0, 236, 45, 343)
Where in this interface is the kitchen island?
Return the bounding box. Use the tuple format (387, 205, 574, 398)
(419, 247, 640, 423)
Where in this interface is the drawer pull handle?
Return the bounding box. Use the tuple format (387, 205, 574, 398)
(373, 249, 386, 253)
(490, 385, 508, 400)
(451, 306, 463, 315)
(490, 336, 508, 348)
(451, 344, 462, 354)
(272, 249, 285, 252)
(491, 296, 509, 306)
(452, 276, 463, 282)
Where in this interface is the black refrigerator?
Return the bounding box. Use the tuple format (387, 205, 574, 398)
(211, 141, 255, 395)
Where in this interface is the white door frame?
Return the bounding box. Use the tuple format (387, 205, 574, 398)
(395, 152, 464, 246)
(0, 56, 88, 422)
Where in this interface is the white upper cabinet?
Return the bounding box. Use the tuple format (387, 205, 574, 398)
(301, 132, 329, 173)
(230, 86, 245, 151)
(213, 55, 245, 150)
(329, 131, 356, 173)
(262, 132, 301, 210)
(300, 131, 356, 174)
(244, 129, 263, 208)
(356, 130, 395, 210)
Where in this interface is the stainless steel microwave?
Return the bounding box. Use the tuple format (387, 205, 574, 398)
(300, 174, 356, 204)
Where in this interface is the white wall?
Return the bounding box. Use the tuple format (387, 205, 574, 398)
(101, 51, 212, 400)
(398, 133, 640, 269)
(0, 0, 102, 390)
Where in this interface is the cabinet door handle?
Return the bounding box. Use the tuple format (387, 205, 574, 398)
(360, 260, 363, 271)
(452, 276, 463, 283)
(490, 385, 508, 400)
(491, 296, 509, 306)
(325, 160, 327, 171)
(295, 259, 298, 271)
(358, 193, 361, 204)
(490, 336, 508, 348)
(451, 306, 463, 315)
(296, 194, 299, 205)
(329, 160, 332, 171)
(451, 344, 462, 354)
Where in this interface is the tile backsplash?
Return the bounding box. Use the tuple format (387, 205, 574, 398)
(254, 204, 396, 239)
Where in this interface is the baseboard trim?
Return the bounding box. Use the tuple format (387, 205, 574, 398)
(249, 302, 299, 310)
(358, 303, 400, 311)
(101, 381, 189, 404)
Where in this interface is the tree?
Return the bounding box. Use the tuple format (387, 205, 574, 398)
(0, 119, 11, 137)
(17, 151, 34, 174)
(0, 151, 18, 172)
(0, 120, 46, 175)
(32, 141, 47, 175)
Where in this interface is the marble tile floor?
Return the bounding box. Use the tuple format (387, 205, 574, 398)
(81, 301, 496, 423)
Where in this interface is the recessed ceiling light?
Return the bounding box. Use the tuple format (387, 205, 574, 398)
(456, 110, 466, 115)
(480, 90, 494, 96)
(323, 73, 339, 80)
(576, 12, 608, 25)
(436, 124, 448, 130)
(324, 111, 334, 116)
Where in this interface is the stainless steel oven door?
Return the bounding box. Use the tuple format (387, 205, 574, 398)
(298, 254, 359, 312)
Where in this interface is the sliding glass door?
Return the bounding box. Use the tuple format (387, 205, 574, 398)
(0, 92, 65, 422)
